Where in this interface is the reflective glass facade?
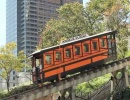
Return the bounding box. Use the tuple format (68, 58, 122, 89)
(6, 0, 83, 56)
(6, 0, 17, 54)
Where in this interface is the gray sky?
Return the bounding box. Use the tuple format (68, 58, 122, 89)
(0, 0, 89, 46)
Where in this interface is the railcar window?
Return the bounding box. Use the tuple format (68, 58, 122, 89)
(39, 64, 42, 69)
(35, 58, 42, 69)
(100, 39, 106, 47)
(66, 49, 71, 57)
(75, 46, 80, 55)
(107, 35, 114, 39)
(107, 35, 110, 38)
(36, 59, 40, 67)
(93, 42, 97, 50)
(56, 52, 61, 60)
(108, 40, 111, 48)
(33, 67, 35, 72)
(45, 55, 51, 64)
(111, 35, 114, 39)
(84, 44, 89, 52)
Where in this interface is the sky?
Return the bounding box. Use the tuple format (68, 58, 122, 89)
(0, 0, 89, 47)
(0, 0, 6, 46)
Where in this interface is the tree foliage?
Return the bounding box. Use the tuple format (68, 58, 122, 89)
(38, 2, 105, 49)
(39, 2, 84, 48)
(0, 42, 26, 92)
(76, 74, 110, 94)
(38, 1, 130, 59)
(88, 0, 130, 58)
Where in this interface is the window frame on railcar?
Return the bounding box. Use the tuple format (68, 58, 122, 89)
(45, 54, 52, 64)
(65, 49, 71, 58)
(91, 38, 99, 53)
(73, 42, 82, 59)
(44, 51, 54, 68)
(83, 43, 89, 53)
(99, 35, 107, 49)
(64, 45, 73, 62)
(82, 40, 91, 56)
(56, 51, 62, 61)
(75, 46, 80, 55)
(54, 48, 63, 65)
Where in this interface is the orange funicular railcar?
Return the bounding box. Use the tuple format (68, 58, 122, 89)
(29, 30, 117, 83)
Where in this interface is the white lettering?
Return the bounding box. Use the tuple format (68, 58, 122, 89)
(61, 34, 89, 44)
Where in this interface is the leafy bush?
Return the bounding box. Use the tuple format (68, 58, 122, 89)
(76, 74, 111, 95)
(0, 84, 37, 99)
(0, 92, 10, 99)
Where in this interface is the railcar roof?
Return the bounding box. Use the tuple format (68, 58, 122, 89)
(29, 30, 116, 57)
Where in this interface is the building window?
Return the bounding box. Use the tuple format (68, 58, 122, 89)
(13, 84, 15, 86)
(45, 55, 51, 64)
(13, 77, 15, 80)
(84, 44, 89, 52)
(56, 52, 61, 61)
(93, 42, 97, 50)
(75, 46, 80, 55)
(66, 49, 71, 58)
(13, 71, 15, 75)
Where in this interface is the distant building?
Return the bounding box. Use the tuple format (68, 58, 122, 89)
(0, 71, 31, 90)
(6, 0, 83, 56)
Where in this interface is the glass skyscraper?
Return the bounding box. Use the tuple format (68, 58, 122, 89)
(6, 0, 83, 56)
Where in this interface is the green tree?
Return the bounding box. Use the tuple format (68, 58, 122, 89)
(88, 0, 130, 58)
(0, 42, 25, 92)
(39, 2, 84, 48)
(38, 2, 105, 49)
(84, 2, 105, 35)
(39, 0, 130, 57)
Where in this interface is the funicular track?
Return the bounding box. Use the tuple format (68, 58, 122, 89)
(75, 74, 127, 100)
(3, 56, 130, 100)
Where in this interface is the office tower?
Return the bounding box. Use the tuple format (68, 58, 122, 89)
(6, 0, 83, 56)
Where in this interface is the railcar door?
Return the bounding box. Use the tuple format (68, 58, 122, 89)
(32, 54, 43, 83)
